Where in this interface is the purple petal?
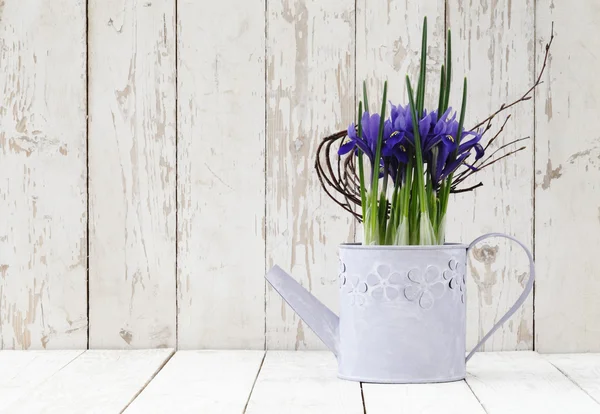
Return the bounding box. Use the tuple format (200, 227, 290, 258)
(347, 123, 357, 140)
(474, 143, 484, 160)
(387, 131, 405, 147)
(440, 107, 453, 122)
(338, 141, 356, 155)
(424, 134, 444, 152)
(433, 143, 450, 183)
(354, 139, 372, 159)
(418, 114, 431, 138)
(361, 112, 372, 137)
(433, 120, 447, 136)
(441, 152, 470, 179)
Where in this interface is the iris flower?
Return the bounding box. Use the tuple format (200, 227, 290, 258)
(341, 106, 484, 188)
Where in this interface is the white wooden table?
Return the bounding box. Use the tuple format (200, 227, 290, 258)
(1, 350, 599, 413)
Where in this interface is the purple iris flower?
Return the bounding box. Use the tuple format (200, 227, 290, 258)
(338, 112, 382, 162)
(430, 121, 484, 184)
(339, 105, 485, 188)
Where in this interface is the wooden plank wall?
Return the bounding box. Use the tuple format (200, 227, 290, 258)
(0, 0, 88, 349)
(535, 1, 600, 352)
(446, 1, 535, 351)
(265, 0, 355, 350)
(0, 0, 598, 352)
(88, 0, 177, 348)
(177, 0, 266, 349)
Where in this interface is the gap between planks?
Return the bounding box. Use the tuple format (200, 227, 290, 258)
(119, 350, 176, 413)
(3, 351, 600, 414)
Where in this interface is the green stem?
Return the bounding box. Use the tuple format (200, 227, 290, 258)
(368, 81, 388, 244)
(441, 77, 468, 217)
(406, 78, 428, 215)
(437, 65, 446, 116)
(363, 81, 370, 113)
(443, 30, 452, 112)
(357, 101, 367, 222)
(416, 17, 428, 117)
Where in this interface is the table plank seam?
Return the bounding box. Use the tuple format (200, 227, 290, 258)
(119, 349, 176, 414)
(464, 378, 489, 414)
(43, 350, 87, 381)
(545, 359, 600, 406)
(242, 350, 267, 413)
(360, 382, 366, 414)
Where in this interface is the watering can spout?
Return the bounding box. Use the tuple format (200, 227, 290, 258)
(265, 265, 339, 356)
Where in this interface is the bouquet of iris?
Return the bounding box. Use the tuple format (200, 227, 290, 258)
(267, 17, 549, 385)
(316, 17, 553, 246)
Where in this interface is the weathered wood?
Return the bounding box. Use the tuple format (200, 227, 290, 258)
(88, 0, 176, 348)
(265, 0, 355, 351)
(545, 354, 600, 404)
(0, 0, 88, 349)
(466, 352, 600, 413)
(446, 0, 535, 351)
(176, 0, 266, 349)
(245, 351, 363, 413)
(5, 349, 174, 413)
(363, 381, 485, 414)
(0, 350, 83, 411)
(356, 0, 445, 109)
(535, 1, 600, 352)
(125, 350, 264, 413)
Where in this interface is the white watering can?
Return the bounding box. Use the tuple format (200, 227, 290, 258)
(265, 233, 534, 383)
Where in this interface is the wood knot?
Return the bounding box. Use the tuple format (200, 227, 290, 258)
(471, 244, 499, 265)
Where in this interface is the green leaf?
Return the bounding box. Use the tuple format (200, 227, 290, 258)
(406, 77, 428, 215)
(440, 77, 467, 219)
(443, 30, 452, 112)
(455, 77, 468, 147)
(416, 17, 428, 116)
(363, 81, 370, 113)
(357, 101, 367, 223)
(437, 65, 446, 116)
(369, 81, 388, 244)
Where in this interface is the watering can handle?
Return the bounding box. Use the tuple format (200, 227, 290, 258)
(465, 232, 535, 362)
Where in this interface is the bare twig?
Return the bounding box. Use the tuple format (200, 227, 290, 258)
(470, 23, 554, 132)
(452, 146, 527, 187)
(314, 130, 363, 220)
(315, 23, 555, 214)
(451, 182, 484, 193)
(483, 115, 511, 151)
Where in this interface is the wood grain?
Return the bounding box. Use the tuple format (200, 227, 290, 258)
(245, 351, 363, 414)
(545, 354, 600, 404)
(5, 349, 174, 413)
(0, 0, 88, 349)
(0, 350, 83, 411)
(446, 0, 535, 351)
(362, 381, 485, 414)
(88, 0, 176, 348)
(466, 352, 600, 413)
(125, 350, 264, 413)
(176, 0, 266, 349)
(356, 0, 445, 110)
(535, 0, 600, 352)
(363, 381, 485, 414)
(265, 0, 355, 351)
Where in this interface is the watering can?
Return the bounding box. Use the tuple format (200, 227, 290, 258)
(265, 233, 534, 383)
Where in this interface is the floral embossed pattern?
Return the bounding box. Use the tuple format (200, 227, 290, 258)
(445, 259, 466, 303)
(338, 260, 347, 288)
(367, 265, 403, 301)
(340, 259, 465, 308)
(404, 266, 445, 309)
(343, 274, 368, 306)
